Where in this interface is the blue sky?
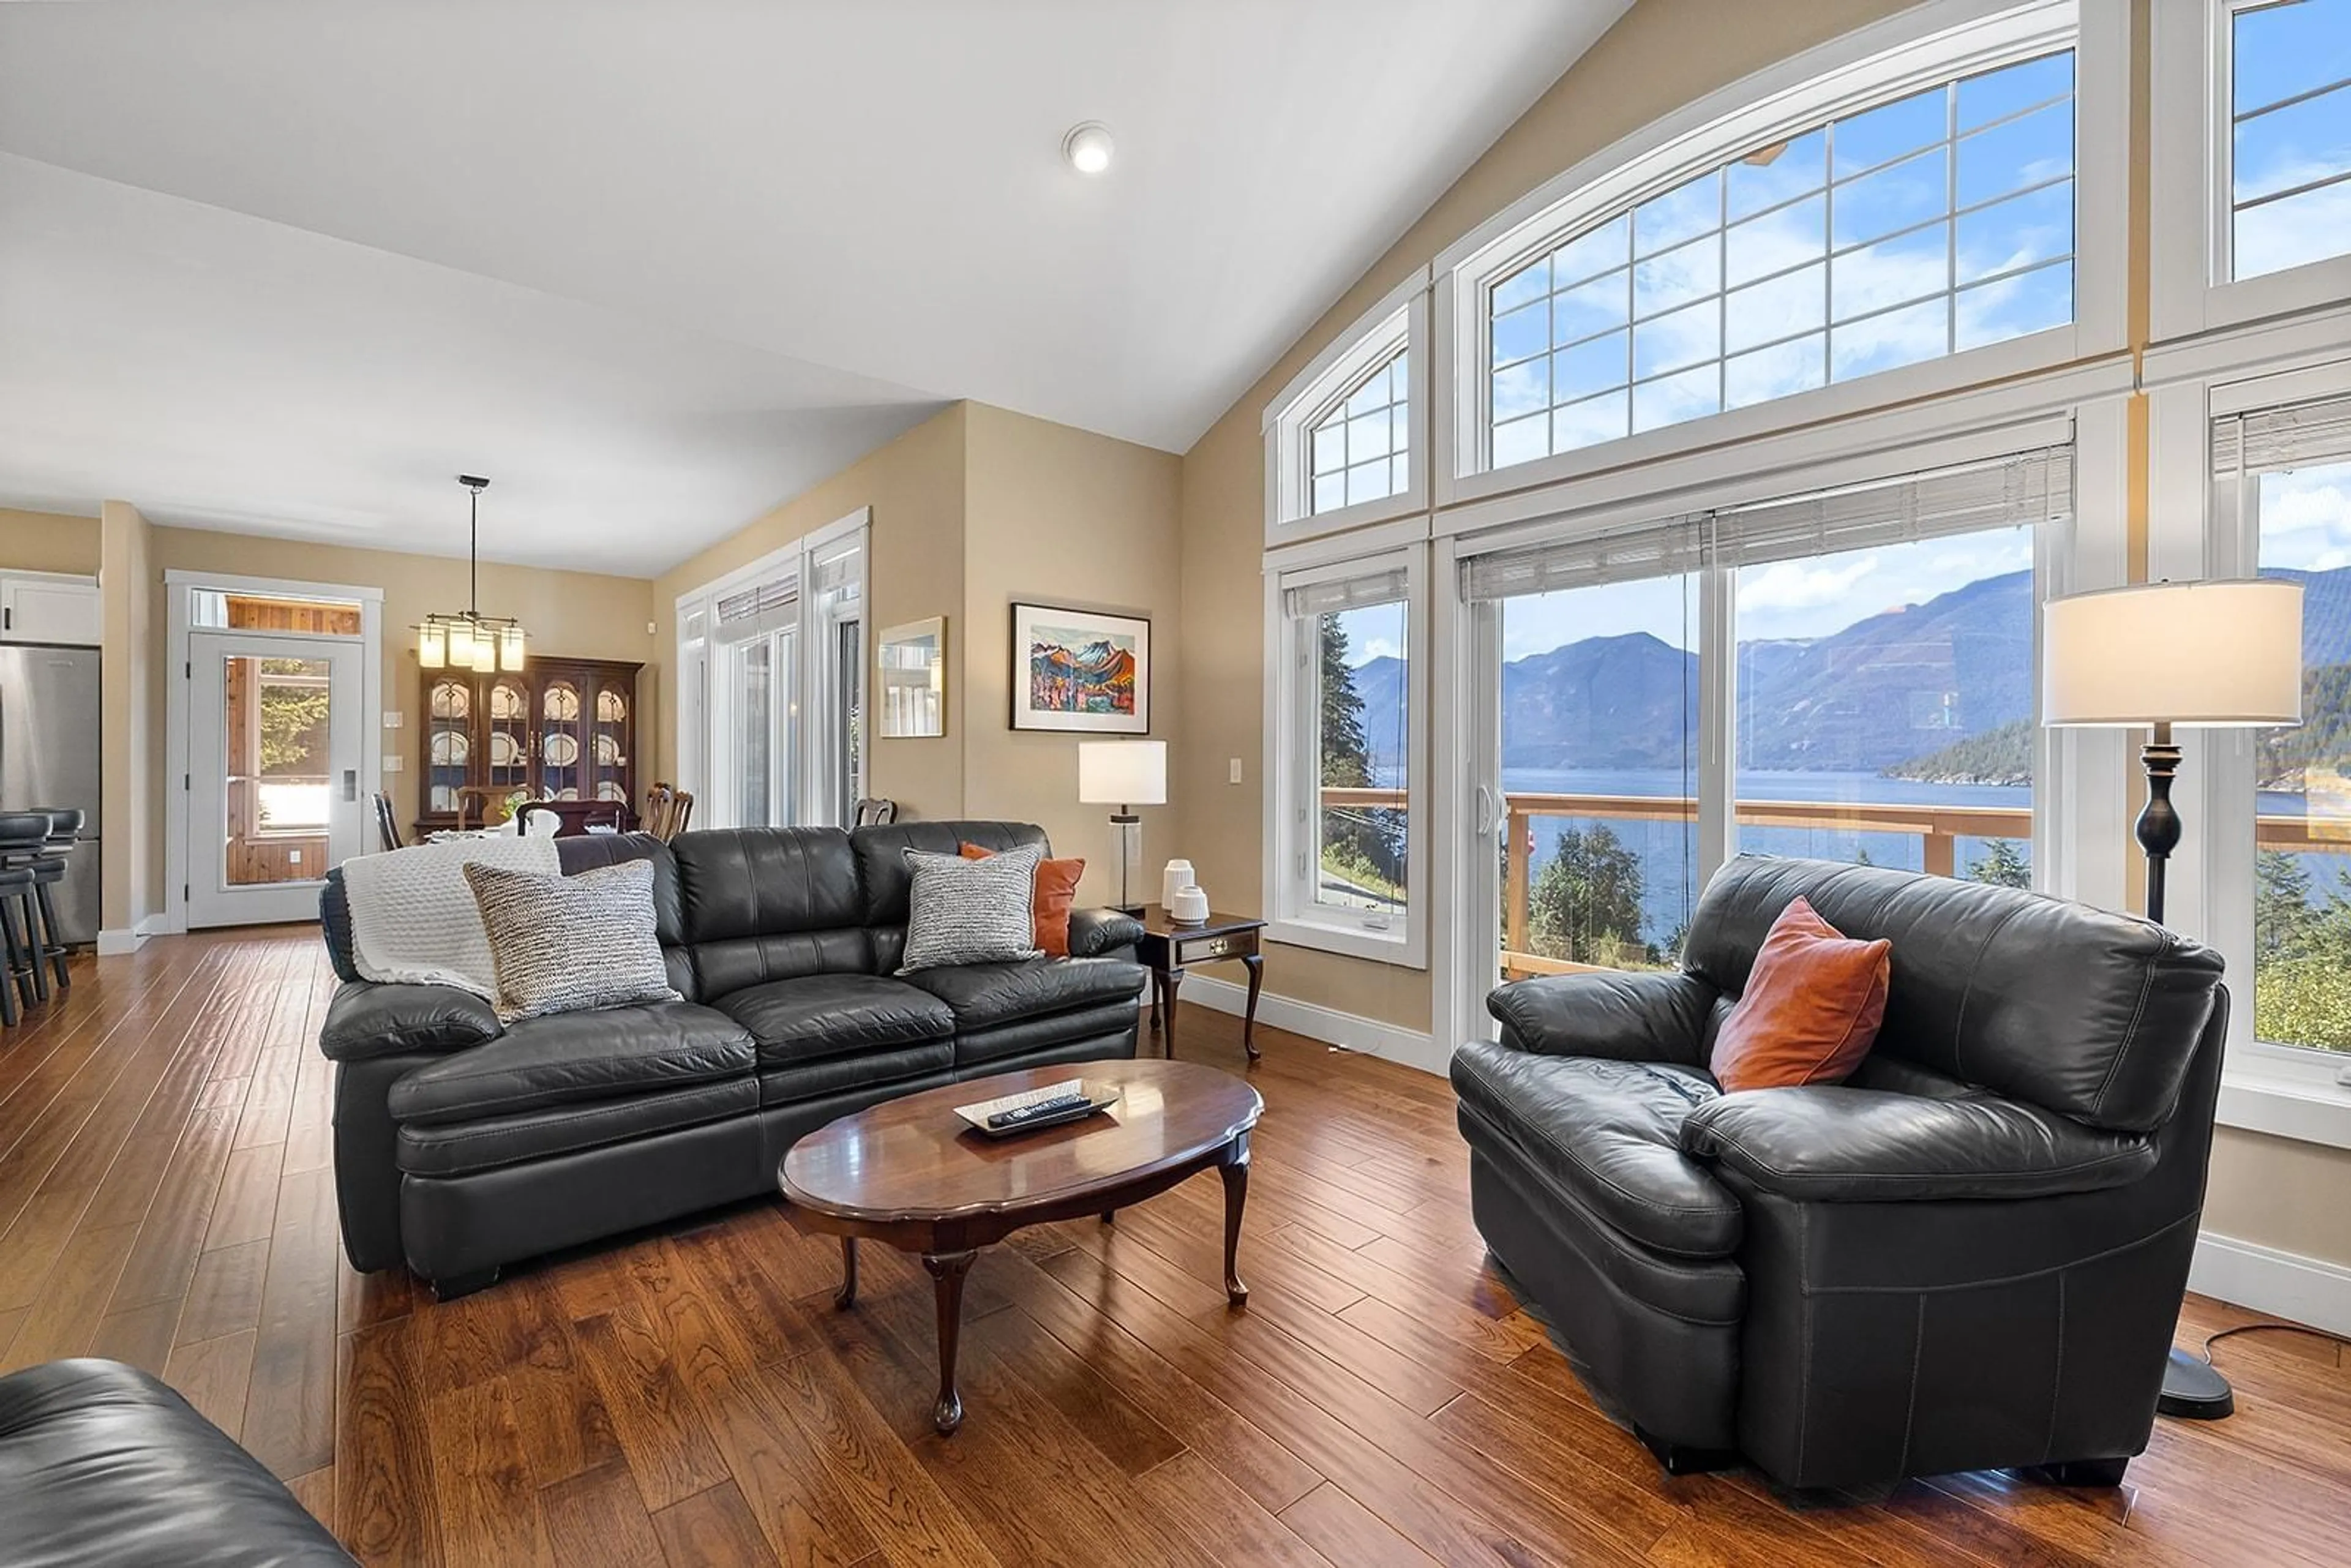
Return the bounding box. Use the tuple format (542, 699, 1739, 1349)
(2233, 0, 2351, 278)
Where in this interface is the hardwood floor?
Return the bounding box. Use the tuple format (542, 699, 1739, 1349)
(3, 926, 2348, 1565)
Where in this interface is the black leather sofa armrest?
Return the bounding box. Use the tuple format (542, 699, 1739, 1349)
(1679, 1085, 2158, 1202)
(1068, 907, 1146, 959)
(318, 980, 501, 1062)
(1484, 969, 1713, 1067)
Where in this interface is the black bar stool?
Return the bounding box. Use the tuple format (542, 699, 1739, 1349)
(28, 808, 79, 993)
(0, 812, 50, 1024)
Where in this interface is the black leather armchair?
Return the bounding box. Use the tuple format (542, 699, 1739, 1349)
(1455, 855, 2227, 1491)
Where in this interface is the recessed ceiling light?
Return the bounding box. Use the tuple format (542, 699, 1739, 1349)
(1062, 121, 1115, 176)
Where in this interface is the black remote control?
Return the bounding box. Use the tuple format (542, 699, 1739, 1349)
(987, 1093, 1090, 1131)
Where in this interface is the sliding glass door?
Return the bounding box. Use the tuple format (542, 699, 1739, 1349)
(1459, 449, 2066, 994)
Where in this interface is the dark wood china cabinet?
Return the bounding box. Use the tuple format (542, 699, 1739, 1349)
(416, 657, 643, 837)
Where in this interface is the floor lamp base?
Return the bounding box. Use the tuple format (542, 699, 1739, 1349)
(2158, 1346, 2235, 1420)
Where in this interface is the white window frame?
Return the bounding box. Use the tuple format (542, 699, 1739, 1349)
(2152, 0, 2351, 342)
(1263, 535, 1431, 966)
(1433, 0, 2124, 511)
(1264, 269, 1431, 549)
(672, 506, 869, 831)
(1433, 409, 2118, 1049)
(2147, 343, 2351, 1152)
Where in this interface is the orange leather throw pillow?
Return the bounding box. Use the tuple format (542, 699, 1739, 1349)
(1709, 896, 1891, 1092)
(959, 843, 1085, 957)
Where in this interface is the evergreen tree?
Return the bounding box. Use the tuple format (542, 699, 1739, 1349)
(1314, 616, 1404, 891)
(1529, 825, 1650, 967)
(1319, 618, 1371, 790)
(2255, 850, 2319, 958)
(1970, 838, 2031, 888)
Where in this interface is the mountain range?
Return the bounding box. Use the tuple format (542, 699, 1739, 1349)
(1344, 563, 2351, 776)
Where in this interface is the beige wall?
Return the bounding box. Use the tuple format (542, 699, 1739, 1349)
(1174, 0, 1914, 1030)
(962, 403, 1182, 906)
(99, 501, 156, 934)
(146, 528, 658, 849)
(653, 404, 970, 819)
(0, 508, 101, 576)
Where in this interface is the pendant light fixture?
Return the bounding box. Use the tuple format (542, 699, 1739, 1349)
(416, 475, 527, 673)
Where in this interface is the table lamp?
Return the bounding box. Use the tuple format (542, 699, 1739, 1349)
(1078, 740, 1166, 915)
(2042, 575, 2304, 1421)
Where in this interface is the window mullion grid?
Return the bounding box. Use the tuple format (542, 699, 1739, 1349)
(1946, 80, 1960, 358)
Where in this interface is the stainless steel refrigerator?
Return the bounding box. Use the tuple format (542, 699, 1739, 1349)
(0, 645, 101, 945)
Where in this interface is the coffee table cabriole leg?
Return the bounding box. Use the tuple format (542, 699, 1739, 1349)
(924, 1249, 978, 1435)
(1220, 1132, 1250, 1306)
(834, 1237, 858, 1310)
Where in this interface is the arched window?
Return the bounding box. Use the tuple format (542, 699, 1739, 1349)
(1483, 50, 2076, 471)
(1308, 346, 1409, 515)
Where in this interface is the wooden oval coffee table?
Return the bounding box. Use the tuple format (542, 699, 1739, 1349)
(779, 1058, 1262, 1434)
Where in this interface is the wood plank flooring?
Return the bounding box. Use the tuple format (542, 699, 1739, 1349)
(2, 926, 2347, 1564)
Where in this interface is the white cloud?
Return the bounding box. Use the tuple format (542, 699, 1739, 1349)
(1739, 555, 1880, 612)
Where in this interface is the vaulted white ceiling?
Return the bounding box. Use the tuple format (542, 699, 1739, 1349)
(0, 0, 1626, 576)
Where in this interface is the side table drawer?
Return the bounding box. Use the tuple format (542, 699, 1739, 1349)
(1177, 932, 1252, 963)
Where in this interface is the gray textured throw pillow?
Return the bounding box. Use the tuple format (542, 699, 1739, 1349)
(462, 858, 681, 1022)
(899, 844, 1046, 973)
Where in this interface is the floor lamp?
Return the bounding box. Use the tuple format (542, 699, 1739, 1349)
(2042, 576, 2306, 1422)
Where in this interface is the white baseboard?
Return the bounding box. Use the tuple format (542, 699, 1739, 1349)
(96, 926, 147, 956)
(2189, 1231, 2351, 1337)
(1176, 973, 1447, 1077)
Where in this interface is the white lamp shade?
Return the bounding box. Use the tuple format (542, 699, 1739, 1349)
(1078, 740, 1167, 805)
(2042, 579, 2304, 727)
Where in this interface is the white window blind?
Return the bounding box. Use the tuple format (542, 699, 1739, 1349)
(1283, 564, 1410, 618)
(2213, 394, 2351, 478)
(1712, 448, 2072, 568)
(1461, 447, 2071, 601)
(1461, 519, 1707, 601)
(713, 576, 799, 642)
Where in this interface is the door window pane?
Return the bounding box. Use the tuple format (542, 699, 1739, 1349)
(1497, 572, 1700, 978)
(733, 640, 773, 828)
(1314, 601, 1408, 916)
(226, 656, 332, 886)
(2254, 459, 2351, 1052)
(1733, 525, 2035, 885)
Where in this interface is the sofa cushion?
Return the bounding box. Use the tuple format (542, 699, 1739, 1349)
(759, 1040, 956, 1105)
(397, 1077, 758, 1177)
(906, 956, 1146, 1032)
(1451, 1040, 1742, 1260)
(0, 1359, 356, 1566)
(673, 828, 874, 995)
(387, 1001, 754, 1125)
(716, 973, 956, 1065)
(951, 999, 1142, 1070)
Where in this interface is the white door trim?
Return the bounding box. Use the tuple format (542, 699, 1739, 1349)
(163, 572, 382, 936)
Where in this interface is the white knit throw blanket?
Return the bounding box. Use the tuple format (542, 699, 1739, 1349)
(342, 835, 561, 997)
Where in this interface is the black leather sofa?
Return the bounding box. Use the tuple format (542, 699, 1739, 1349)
(1454, 855, 2227, 1492)
(317, 821, 1146, 1297)
(0, 1358, 356, 1565)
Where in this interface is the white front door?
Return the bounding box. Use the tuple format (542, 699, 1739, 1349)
(187, 631, 366, 927)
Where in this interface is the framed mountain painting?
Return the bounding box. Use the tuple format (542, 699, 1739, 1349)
(1011, 602, 1150, 733)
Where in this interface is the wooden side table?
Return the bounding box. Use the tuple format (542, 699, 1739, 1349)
(1136, 905, 1266, 1062)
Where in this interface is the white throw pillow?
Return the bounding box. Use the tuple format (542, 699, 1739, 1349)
(898, 844, 1046, 973)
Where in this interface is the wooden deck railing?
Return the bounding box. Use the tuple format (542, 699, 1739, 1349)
(1317, 785, 2347, 978)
